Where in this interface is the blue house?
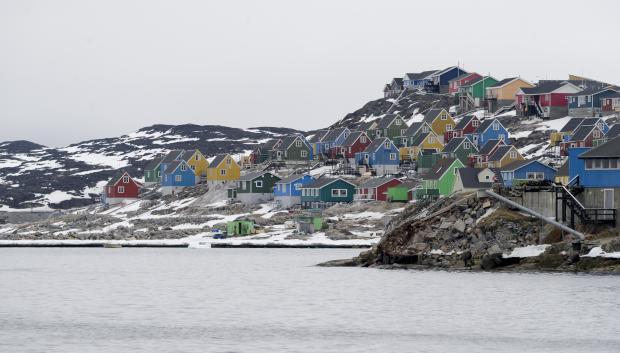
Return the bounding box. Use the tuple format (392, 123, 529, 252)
(307, 130, 329, 159)
(467, 118, 510, 149)
(568, 87, 619, 117)
(274, 174, 314, 208)
(161, 159, 196, 195)
(403, 70, 438, 90)
(355, 137, 399, 176)
(159, 150, 185, 180)
(499, 159, 557, 187)
(320, 128, 351, 157)
(426, 66, 468, 93)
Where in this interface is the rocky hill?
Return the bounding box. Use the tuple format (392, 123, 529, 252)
(0, 124, 300, 210)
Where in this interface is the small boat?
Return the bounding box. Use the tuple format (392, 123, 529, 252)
(103, 243, 122, 248)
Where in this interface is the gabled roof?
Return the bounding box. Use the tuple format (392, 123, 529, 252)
(106, 171, 135, 187)
(520, 81, 577, 95)
(303, 177, 357, 189)
(449, 72, 477, 83)
(579, 117, 604, 127)
(376, 114, 402, 129)
(164, 160, 187, 174)
(145, 156, 164, 170)
(261, 138, 282, 150)
(209, 154, 230, 168)
(478, 139, 504, 156)
(430, 66, 465, 78)
(603, 92, 620, 99)
(488, 145, 515, 162)
(358, 177, 401, 189)
(322, 128, 349, 143)
(567, 86, 618, 97)
(559, 118, 585, 133)
(426, 158, 460, 180)
(307, 130, 329, 143)
(454, 115, 476, 130)
(161, 150, 184, 164)
(342, 131, 364, 146)
(363, 137, 394, 153)
(578, 136, 620, 158)
(410, 132, 431, 147)
(180, 150, 197, 161)
(239, 170, 278, 182)
(278, 135, 307, 150)
(423, 109, 447, 123)
(442, 137, 475, 153)
(570, 125, 597, 141)
(357, 120, 378, 132)
(606, 124, 620, 139)
(403, 121, 428, 137)
(474, 118, 504, 135)
(487, 77, 518, 88)
(460, 76, 497, 88)
(276, 173, 312, 185)
(457, 168, 494, 189)
(404, 70, 438, 80)
(499, 159, 555, 172)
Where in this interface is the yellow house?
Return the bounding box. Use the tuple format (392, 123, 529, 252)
(423, 108, 455, 141)
(485, 77, 534, 113)
(486, 145, 524, 168)
(400, 131, 443, 161)
(207, 153, 240, 184)
(181, 149, 209, 183)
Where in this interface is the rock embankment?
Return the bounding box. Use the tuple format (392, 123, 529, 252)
(320, 194, 620, 273)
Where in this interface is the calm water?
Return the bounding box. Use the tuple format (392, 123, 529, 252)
(1, 248, 619, 353)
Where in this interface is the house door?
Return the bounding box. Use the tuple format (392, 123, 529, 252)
(277, 151, 283, 161)
(603, 189, 614, 209)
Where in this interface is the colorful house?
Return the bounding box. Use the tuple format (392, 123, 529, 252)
(559, 124, 604, 157)
(486, 145, 524, 169)
(467, 118, 509, 149)
(445, 115, 480, 143)
(398, 121, 433, 147)
(320, 128, 351, 158)
(403, 70, 438, 91)
(426, 66, 468, 93)
(423, 108, 456, 141)
(386, 181, 419, 202)
(355, 137, 400, 176)
(207, 154, 241, 185)
(555, 161, 569, 186)
(418, 158, 465, 198)
(161, 160, 196, 195)
(440, 137, 477, 164)
(415, 149, 441, 171)
(448, 72, 481, 96)
(159, 150, 185, 177)
(180, 149, 209, 183)
(230, 171, 280, 204)
(601, 93, 620, 114)
(336, 131, 372, 162)
(458, 76, 499, 111)
(499, 159, 557, 187)
(401, 131, 443, 161)
(355, 177, 402, 202)
(452, 167, 498, 193)
(470, 139, 506, 167)
(383, 78, 403, 98)
(568, 86, 619, 117)
(272, 135, 312, 162)
(226, 220, 255, 236)
(375, 114, 408, 142)
(550, 117, 587, 147)
(103, 171, 141, 205)
(516, 81, 582, 119)
(485, 77, 534, 114)
(144, 156, 164, 185)
(274, 174, 315, 208)
(251, 138, 283, 164)
(300, 178, 357, 209)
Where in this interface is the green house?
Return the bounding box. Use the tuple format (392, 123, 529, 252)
(375, 114, 408, 143)
(226, 220, 255, 236)
(271, 135, 312, 162)
(387, 181, 418, 202)
(440, 137, 478, 164)
(300, 178, 357, 209)
(295, 209, 326, 233)
(459, 76, 498, 110)
(144, 156, 164, 184)
(419, 158, 465, 197)
(232, 171, 281, 204)
(395, 121, 433, 147)
(416, 149, 440, 170)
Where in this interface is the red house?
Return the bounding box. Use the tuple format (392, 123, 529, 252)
(469, 139, 505, 167)
(516, 81, 582, 119)
(601, 93, 620, 113)
(104, 171, 142, 205)
(559, 125, 604, 157)
(330, 131, 372, 160)
(355, 177, 402, 202)
(444, 115, 481, 143)
(448, 72, 482, 96)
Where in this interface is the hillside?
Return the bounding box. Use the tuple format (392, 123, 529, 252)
(0, 124, 300, 210)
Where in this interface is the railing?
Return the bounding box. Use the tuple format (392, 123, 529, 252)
(354, 194, 376, 201)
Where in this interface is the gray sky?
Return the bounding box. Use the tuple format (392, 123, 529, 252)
(1, 0, 619, 147)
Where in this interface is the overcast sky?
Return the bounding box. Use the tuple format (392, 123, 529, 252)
(1, 0, 619, 147)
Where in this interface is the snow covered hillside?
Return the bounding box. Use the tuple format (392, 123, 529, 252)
(0, 124, 300, 210)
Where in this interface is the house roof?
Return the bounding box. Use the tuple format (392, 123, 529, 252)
(606, 124, 620, 139)
(559, 118, 585, 133)
(161, 150, 184, 164)
(358, 177, 400, 189)
(500, 159, 555, 172)
(303, 177, 356, 189)
(474, 119, 497, 134)
(457, 168, 493, 189)
(278, 135, 305, 150)
(431, 66, 464, 78)
(357, 121, 377, 132)
(106, 171, 131, 186)
(579, 117, 604, 127)
(460, 76, 496, 88)
(307, 130, 329, 143)
(144, 156, 164, 170)
(403, 122, 426, 136)
(449, 72, 476, 82)
(363, 137, 392, 153)
(261, 138, 282, 150)
(478, 139, 504, 155)
(570, 125, 597, 141)
(410, 132, 431, 147)
(276, 173, 311, 185)
(322, 128, 348, 142)
(164, 160, 184, 174)
(180, 150, 197, 161)
(442, 137, 473, 153)
(455, 115, 475, 130)
(567, 86, 618, 97)
(376, 114, 401, 129)
(426, 158, 459, 180)
(488, 145, 514, 162)
(487, 77, 518, 88)
(520, 81, 569, 95)
(209, 154, 229, 168)
(578, 136, 620, 159)
(405, 70, 438, 80)
(342, 131, 364, 146)
(239, 170, 277, 181)
(423, 109, 445, 123)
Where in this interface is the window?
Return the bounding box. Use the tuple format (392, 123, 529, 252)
(492, 122, 500, 131)
(464, 142, 471, 149)
(384, 142, 390, 148)
(294, 183, 302, 190)
(499, 134, 505, 142)
(195, 155, 200, 161)
(242, 181, 247, 190)
(360, 136, 367, 143)
(324, 143, 330, 149)
(429, 136, 435, 143)
(389, 153, 397, 160)
(441, 113, 448, 120)
(331, 189, 348, 197)
(586, 158, 620, 170)
(191, 165, 196, 171)
(226, 158, 231, 165)
(593, 130, 601, 138)
(295, 140, 302, 147)
(402, 138, 407, 146)
(472, 120, 479, 127)
(526, 172, 545, 180)
(255, 180, 263, 188)
(220, 169, 227, 175)
(157, 171, 161, 177)
(423, 126, 429, 133)
(364, 153, 369, 160)
(395, 119, 402, 126)
(175, 175, 182, 182)
(117, 186, 125, 193)
(180, 164, 187, 171)
(454, 168, 458, 175)
(446, 124, 453, 131)
(301, 150, 308, 157)
(509, 150, 517, 159)
(578, 96, 586, 105)
(122, 176, 129, 183)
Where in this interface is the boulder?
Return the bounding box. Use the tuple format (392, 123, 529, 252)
(452, 219, 466, 233)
